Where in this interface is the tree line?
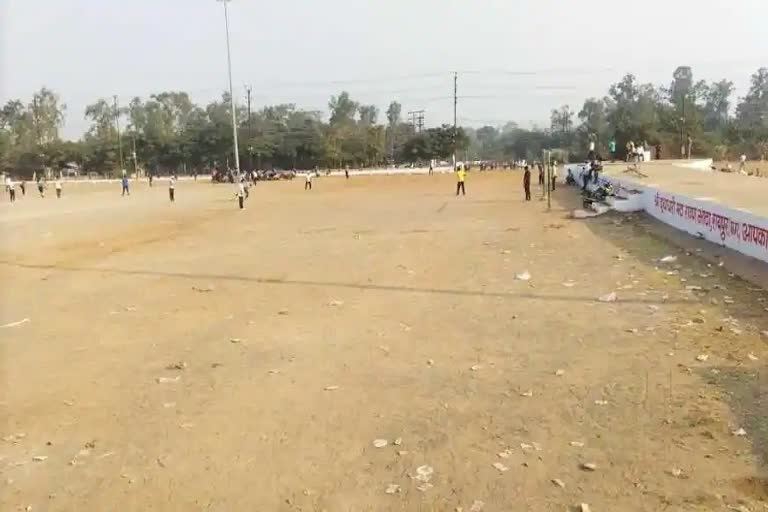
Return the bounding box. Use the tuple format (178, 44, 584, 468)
(1, 66, 766, 177)
(0, 89, 470, 177)
(464, 66, 768, 164)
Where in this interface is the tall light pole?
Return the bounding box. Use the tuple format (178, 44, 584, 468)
(218, 0, 240, 179)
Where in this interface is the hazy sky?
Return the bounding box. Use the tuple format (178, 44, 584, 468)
(2, 0, 766, 139)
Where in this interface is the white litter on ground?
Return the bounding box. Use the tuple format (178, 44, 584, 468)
(0, 318, 30, 329)
(514, 271, 531, 281)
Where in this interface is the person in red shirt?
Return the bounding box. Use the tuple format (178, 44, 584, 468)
(523, 166, 531, 201)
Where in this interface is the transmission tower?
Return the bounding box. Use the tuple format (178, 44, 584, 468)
(407, 110, 425, 133)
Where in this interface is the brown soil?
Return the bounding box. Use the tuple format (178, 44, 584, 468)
(1, 173, 767, 511)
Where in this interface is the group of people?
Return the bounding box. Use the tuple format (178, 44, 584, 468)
(453, 161, 558, 202)
(4, 174, 63, 202)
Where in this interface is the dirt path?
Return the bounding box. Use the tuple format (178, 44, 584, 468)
(1, 173, 767, 511)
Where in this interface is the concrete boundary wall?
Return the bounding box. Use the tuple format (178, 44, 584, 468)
(564, 162, 768, 264)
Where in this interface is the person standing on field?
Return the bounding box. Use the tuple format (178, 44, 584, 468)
(236, 180, 245, 209)
(8, 178, 15, 202)
(20, 179, 26, 196)
(121, 175, 130, 196)
(523, 166, 532, 201)
(37, 177, 45, 197)
(305, 172, 313, 190)
(455, 166, 466, 196)
(168, 175, 176, 202)
(551, 161, 558, 191)
(55, 178, 62, 198)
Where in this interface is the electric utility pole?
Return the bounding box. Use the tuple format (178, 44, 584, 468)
(218, 0, 241, 180)
(245, 84, 253, 173)
(453, 72, 458, 170)
(114, 95, 124, 172)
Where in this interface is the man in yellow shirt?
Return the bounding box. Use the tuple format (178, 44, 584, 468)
(456, 166, 466, 196)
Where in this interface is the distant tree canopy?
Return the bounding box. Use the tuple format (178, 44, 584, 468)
(2, 66, 767, 176)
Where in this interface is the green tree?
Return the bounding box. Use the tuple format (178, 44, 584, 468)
(328, 91, 358, 126)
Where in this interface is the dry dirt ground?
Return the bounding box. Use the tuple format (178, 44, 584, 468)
(1, 173, 767, 511)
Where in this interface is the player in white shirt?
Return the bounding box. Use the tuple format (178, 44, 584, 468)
(305, 172, 313, 190)
(236, 181, 245, 209)
(739, 154, 747, 173)
(551, 161, 559, 190)
(7, 178, 15, 202)
(168, 175, 176, 202)
(55, 179, 62, 198)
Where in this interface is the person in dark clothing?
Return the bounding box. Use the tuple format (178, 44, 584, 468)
(168, 175, 176, 202)
(655, 143, 662, 161)
(537, 163, 544, 186)
(523, 166, 531, 201)
(20, 180, 26, 196)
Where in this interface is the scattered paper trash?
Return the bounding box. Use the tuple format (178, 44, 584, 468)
(469, 500, 485, 512)
(569, 441, 585, 448)
(514, 271, 531, 281)
(659, 256, 678, 263)
(562, 281, 577, 288)
(192, 285, 215, 293)
(551, 478, 566, 488)
(373, 439, 388, 448)
(324, 385, 340, 391)
(328, 300, 344, 307)
(695, 354, 709, 362)
(385, 484, 400, 495)
(580, 462, 597, 471)
(0, 318, 30, 329)
(156, 376, 181, 384)
(492, 462, 509, 473)
(598, 292, 617, 303)
(32, 456, 48, 462)
(748, 353, 759, 361)
(555, 369, 565, 376)
(732, 427, 747, 437)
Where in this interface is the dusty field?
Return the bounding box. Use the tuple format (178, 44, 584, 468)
(1, 173, 767, 511)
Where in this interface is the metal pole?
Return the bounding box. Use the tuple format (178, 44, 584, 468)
(245, 84, 253, 172)
(452, 71, 457, 169)
(132, 136, 139, 177)
(546, 150, 552, 210)
(220, 0, 240, 179)
(114, 95, 124, 173)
